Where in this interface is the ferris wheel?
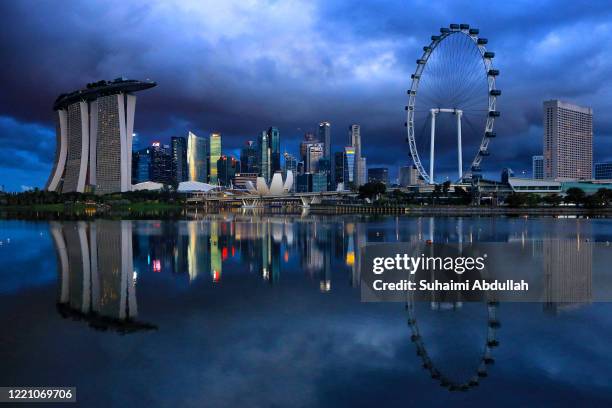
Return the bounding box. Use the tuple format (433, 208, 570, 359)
(406, 23, 500, 184)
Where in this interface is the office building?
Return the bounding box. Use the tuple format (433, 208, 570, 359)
(318, 121, 331, 158)
(543, 100, 593, 180)
(150, 142, 172, 185)
(268, 127, 281, 174)
(217, 155, 239, 187)
(344, 147, 355, 185)
(45, 78, 156, 194)
(349, 124, 366, 187)
(240, 141, 258, 174)
(368, 167, 389, 185)
(171, 136, 188, 185)
(532, 155, 544, 180)
(358, 157, 367, 186)
(333, 152, 344, 185)
(595, 162, 612, 180)
(399, 165, 421, 187)
(283, 152, 297, 176)
(306, 143, 324, 173)
(132, 147, 151, 184)
(258, 131, 271, 182)
(312, 173, 327, 192)
(187, 131, 209, 183)
(209, 132, 221, 184)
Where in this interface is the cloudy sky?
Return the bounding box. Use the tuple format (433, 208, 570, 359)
(1, 0, 611, 191)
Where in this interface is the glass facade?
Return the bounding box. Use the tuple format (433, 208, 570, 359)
(209, 133, 222, 184)
(187, 131, 209, 182)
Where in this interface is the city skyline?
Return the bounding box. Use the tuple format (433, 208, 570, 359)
(1, 1, 612, 191)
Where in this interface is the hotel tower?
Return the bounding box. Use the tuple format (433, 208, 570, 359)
(46, 78, 156, 194)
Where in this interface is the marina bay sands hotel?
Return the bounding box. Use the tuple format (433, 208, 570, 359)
(46, 78, 156, 194)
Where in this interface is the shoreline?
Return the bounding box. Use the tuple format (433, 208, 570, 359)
(1, 203, 612, 220)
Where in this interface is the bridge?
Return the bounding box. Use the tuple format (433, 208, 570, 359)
(185, 190, 357, 209)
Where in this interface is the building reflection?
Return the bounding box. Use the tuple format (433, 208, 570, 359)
(51, 221, 156, 334)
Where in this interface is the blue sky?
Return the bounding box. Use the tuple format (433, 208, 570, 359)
(1, 0, 611, 191)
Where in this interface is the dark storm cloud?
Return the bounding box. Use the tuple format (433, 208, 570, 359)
(0, 0, 611, 189)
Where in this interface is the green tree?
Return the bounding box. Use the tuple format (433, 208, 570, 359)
(564, 187, 586, 205)
(505, 193, 526, 208)
(358, 182, 386, 200)
(543, 193, 562, 207)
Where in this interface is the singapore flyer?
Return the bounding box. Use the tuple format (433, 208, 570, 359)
(406, 23, 500, 184)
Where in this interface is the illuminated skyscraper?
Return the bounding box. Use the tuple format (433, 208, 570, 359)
(240, 141, 258, 174)
(209, 132, 222, 184)
(344, 146, 355, 184)
(543, 100, 593, 180)
(171, 136, 188, 185)
(187, 131, 209, 182)
(268, 127, 281, 174)
(318, 121, 331, 158)
(46, 78, 156, 194)
(258, 130, 271, 182)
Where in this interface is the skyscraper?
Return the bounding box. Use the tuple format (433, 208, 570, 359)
(543, 100, 593, 180)
(532, 155, 544, 179)
(333, 151, 345, 188)
(217, 155, 239, 187)
(209, 132, 222, 184)
(358, 157, 367, 186)
(187, 131, 209, 182)
(258, 131, 271, 182)
(132, 147, 151, 184)
(349, 124, 365, 187)
(268, 127, 281, 174)
(240, 141, 258, 174)
(283, 152, 297, 176)
(306, 143, 324, 173)
(318, 121, 331, 158)
(149, 142, 172, 185)
(171, 136, 188, 185)
(344, 146, 355, 185)
(46, 78, 156, 194)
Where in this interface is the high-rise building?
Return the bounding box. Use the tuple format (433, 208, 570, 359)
(306, 143, 324, 173)
(543, 100, 593, 180)
(187, 131, 209, 182)
(399, 165, 421, 187)
(333, 151, 345, 188)
(217, 155, 239, 187)
(300, 132, 319, 164)
(283, 152, 297, 175)
(209, 132, 222, 184)
(348, 124, 365, 187)
(268, 127, 281, 174)
(358, 157, 367, 186)
(149, 142, 172, 185)
(594, 162, 612, 180)
(46, 78, 156, 194)
(344, 147, 355, 185)
(532, 155, 544, 180)
(318, 121, 331, 158)
(171, 136, 188, 185)
(368, 167, 389, 185)
(258, 131, 271, 182)
(240, 141, 258, 174)
(132, 147, 151, 184)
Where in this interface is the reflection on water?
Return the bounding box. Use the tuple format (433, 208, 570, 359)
(50, 221, 156, 333)
(2, 215, 611, 404)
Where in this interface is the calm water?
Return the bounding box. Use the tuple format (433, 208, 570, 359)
(1, 214, 612, 407)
